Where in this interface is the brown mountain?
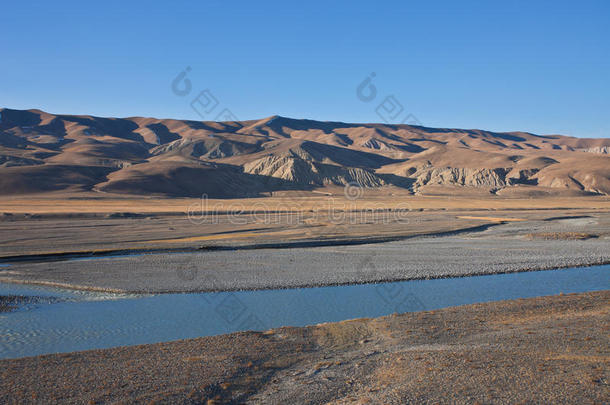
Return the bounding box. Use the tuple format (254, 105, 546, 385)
(1, 107, 609, 197)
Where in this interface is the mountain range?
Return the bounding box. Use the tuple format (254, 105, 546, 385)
(1, 107, 609, 197)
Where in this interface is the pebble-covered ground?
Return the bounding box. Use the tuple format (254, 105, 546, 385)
(1, 215, 609, 293)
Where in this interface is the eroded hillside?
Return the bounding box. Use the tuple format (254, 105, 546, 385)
(1, 108, 609, 197)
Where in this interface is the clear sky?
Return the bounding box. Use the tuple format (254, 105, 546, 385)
(1, 0, 609, 137)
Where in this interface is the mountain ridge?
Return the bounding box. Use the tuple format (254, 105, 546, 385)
(1, 107, 609, 197)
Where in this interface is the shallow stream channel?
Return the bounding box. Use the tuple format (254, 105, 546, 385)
(1, 264, 608, 359)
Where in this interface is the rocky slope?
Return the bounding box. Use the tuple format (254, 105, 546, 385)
(1, 108, 609, 197)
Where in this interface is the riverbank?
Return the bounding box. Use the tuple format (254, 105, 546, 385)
(1, 290, 608, 404)
(1, 230, 609, 294)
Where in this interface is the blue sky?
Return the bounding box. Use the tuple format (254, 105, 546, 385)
(1, 0, 609, 137)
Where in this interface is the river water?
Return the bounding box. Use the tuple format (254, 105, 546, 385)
(0, 265, 608, 359)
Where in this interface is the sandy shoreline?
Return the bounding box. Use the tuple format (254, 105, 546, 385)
(2, 290, 608, 404)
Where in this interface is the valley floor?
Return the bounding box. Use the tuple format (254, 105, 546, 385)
(1, 195, 609, 403)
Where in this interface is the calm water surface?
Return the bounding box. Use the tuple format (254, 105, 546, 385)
(0, 265, 608, 359)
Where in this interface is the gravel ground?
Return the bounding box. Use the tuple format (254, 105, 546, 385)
(1, 291, 608, 404)
(1, 216, 609, 293)
(1, 235, 609, 294)
(0, 296, 29, 313)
